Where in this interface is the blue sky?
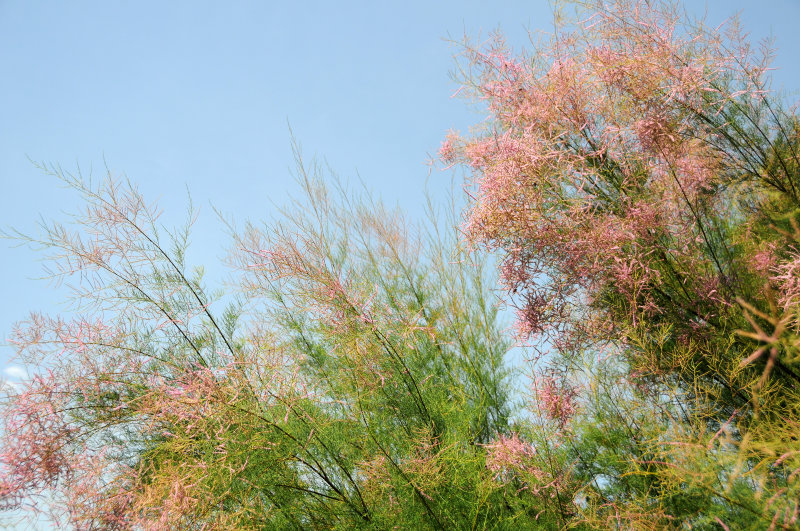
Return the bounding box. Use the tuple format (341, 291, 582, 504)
(1, 0, 799, 386)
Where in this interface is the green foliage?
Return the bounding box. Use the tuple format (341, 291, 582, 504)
(1, 153, 572, 529)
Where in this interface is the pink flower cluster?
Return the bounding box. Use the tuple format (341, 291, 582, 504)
(441, 0, 774, 359)
(533, 374, 578, 429)
(484, 433, 537, 476)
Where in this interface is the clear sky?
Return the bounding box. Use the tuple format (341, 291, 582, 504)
(1, 0, 799, 388)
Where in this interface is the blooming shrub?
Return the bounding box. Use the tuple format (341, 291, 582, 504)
(0, 158, 570, 529)
(445, 0, 800, 527)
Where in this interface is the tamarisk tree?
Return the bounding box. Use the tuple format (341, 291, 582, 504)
(4, 0, 800, 528)
(0, 153, 556, 529)
(443, 0, 800, 527)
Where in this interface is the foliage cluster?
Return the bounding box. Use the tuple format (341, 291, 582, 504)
(442, 0, 800, 528)
(0, 160, 528, 528)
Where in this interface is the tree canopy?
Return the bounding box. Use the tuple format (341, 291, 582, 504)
(3, 1, 800, 529)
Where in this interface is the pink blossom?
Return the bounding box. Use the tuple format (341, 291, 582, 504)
(484, 433, 537, 476)
(533, 373, 578, 428)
